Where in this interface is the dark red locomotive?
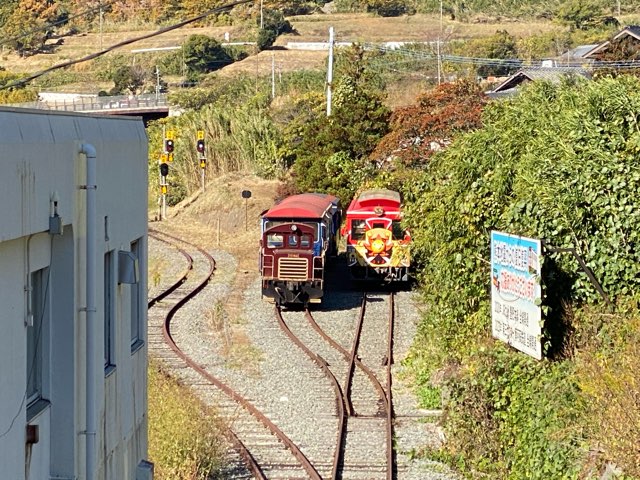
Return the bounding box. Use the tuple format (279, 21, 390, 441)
(260, 193, 340, 305)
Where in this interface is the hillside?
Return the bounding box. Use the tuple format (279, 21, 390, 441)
(2, 12, 562, 76)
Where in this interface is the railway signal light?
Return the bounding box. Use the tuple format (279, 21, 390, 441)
(160, 162, 169, 177)
(164, 139, 174, 153)
(196, 129, 205, 154)
(200, 158, 206, 169)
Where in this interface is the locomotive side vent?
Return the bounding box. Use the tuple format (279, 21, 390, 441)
(278, 257, 308, 280)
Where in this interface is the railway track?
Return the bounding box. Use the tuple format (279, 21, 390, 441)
(148, 229, 456, 479)
(276, 292, 397, 479)
(147, 229, 322, 480)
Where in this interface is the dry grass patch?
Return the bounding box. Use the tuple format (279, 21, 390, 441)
(576, 303, 640, 477)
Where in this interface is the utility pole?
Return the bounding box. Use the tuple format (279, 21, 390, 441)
(155, 66, 160, 101)
(326, 26, 334, 117)
(260, 0, 264, 29)
(617, 0, 621, 16)
(437, 0, 443, 84)
(99, 1, 104, 51)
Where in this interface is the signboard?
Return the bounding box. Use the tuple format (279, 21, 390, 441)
(197, 130, 205, 140)
(490, 231, 542, 360)
(241, 190, 252, 199)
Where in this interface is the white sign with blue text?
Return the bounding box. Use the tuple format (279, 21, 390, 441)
(490, 231, 542, 360)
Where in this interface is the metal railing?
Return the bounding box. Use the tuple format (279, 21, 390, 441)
(11, 93, 169, 113)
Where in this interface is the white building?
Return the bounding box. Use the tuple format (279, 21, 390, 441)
(0, 107, 151, 480)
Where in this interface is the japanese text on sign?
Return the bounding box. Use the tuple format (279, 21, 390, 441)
(491, 231, 542, 360)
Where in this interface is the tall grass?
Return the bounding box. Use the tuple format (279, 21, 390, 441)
(148, 359, 227, 479)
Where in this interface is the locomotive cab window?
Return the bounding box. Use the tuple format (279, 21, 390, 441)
(351, 220, 366, 240)
(372, 222, 385, 230)
(288, 235, 299, 247)
(267, 234, 284, 248)
(301, 235, 311, 247)
(392, 220, 404, 240)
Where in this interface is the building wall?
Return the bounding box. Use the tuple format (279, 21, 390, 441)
(0, 108, 149, 480)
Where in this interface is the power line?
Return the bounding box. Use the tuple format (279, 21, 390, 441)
(1, 0, 254, 90)
(364, 42, 640, 70)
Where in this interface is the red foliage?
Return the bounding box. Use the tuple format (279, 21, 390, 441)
(371, 80, 488, 167)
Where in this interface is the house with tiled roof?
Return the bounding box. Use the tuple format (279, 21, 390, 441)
(582, 25, 640, 59)
(489, 67, 591, 96)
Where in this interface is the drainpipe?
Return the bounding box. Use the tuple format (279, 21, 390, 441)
(80, 143, 97, 480)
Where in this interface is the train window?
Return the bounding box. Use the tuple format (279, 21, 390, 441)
(267, 234, 284, 248)
(306, 222, 319, 240)
(301, 235, 311, 247)
(264, 220, 282, 230)
(373, 222, 385, 229)
(392, 220, 404, 240)
(288, 235, 298, 247)
(351, 220, 366, 240)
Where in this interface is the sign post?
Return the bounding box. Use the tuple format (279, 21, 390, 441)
(242, 190, 252, 231)
(490, 231, 542, 360)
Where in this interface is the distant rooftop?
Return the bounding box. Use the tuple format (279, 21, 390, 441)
(491, 67, 591, 93)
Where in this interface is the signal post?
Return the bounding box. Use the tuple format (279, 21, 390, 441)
(196, 129, 206, 193)
(159, 129, 175, 220)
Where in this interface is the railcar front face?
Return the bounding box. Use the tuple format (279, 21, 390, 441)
(345, 213, 411, 282)
(260, 222, 325, 304)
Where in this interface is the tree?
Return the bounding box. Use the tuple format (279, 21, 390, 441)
(465, 30, 520, 77)
(110, 65, 146, 95)
(555, 0, 603, 30)
(371, 80, 487, 168)
(287, 45, 390, 199)
(256, 9, 295, 51)
(0, 0, 19, 28)
(182, 35, 232, 80)
(2, 0, 62, 55)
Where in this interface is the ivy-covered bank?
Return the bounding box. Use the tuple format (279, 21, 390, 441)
(402, 77, 640, 478)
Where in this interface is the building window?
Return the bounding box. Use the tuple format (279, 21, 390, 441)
(104, 251, 115, 372)
(27, 267, 50, 419)
(130, 239, 143, 352)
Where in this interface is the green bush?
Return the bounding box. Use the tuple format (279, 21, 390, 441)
(182, 35, 233, 80)
(402, 76, 640, 477)
(368, 0, 416, 17)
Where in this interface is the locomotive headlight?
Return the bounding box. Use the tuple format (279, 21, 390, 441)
(291, 225, 297, 231)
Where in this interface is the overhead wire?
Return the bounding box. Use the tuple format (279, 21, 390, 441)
(1, 0, 254, 90)
(363, 42, 640, 70)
